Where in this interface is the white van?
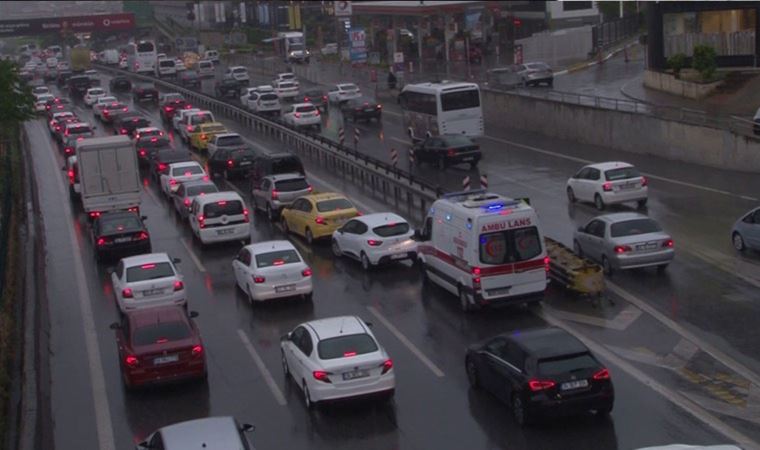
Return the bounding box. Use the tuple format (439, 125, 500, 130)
(156, 58, 177, 78)
(203, 50, 220, 64)
(416, 191, 549, 312)
(197, 59, 215, 77)
(179, 110, 216, 142)
(189, 192, 250, 245)
(101, 49, 120, 65)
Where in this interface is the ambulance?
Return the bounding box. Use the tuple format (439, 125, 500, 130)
(416, 191, 549, 312)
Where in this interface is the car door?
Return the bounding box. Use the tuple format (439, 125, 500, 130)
(285, 198, 306, 235)
(584, 168, 602, 201)
(285, 326, 309, 382)
(328, 85, 338, 102)
(296, 199, 315, 236)
(110, 261, 124, 302)
(337, 220, 361, 258)
(745, 209, 760, 249)
(208, 149, 227, 176)
(232, 248, 250, 290)
(583, 220, 606, 261)
(419, 137, 437, 162)
(480, 337, 509, 397)
(173, 183, 185, 212)
(251, 178, 267, 210)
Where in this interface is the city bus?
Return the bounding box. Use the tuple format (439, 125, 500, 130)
(398, 81, 484, 141)
(125, 40, 157, 74)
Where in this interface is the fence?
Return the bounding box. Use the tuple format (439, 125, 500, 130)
(592, 15, 641, 50)
(516, 26, 594, 69)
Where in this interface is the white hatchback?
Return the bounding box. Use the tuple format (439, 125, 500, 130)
(232, 240, 313, 303)
(83, 87, 107, 107)
(111, 253, 186, 313)
(280, 316, 395, 409)
(189, 192, 251, 245)
(160, 162, 208, 196)
(283, 103, 321, 130)
(566, 161, 648, 211)
(332, 212, 418, 270)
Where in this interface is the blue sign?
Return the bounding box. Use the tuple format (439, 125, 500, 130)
(348, 27, 367, 64)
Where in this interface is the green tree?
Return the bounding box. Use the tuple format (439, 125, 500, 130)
(692, 44, 717, 81)
(667, 53, 687, 78)
(0, 60, 34, 133)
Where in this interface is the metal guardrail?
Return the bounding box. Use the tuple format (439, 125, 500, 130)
(95, 64, 440, 224)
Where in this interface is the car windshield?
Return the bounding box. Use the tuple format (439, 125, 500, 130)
(232, 67, 247, 74)
(537, 353, 597, 376)
(133, 321, 191, 346)
(159, 60, 174, 67)
(260, 93, 278, 101)
(186, 184, 218, 196)
(255, 249, 301, 268)
(479, 226, 542, 264)
(610, 219, 662, 237)
(67, 126, 92, 135)
(203, 200, 244, 218)
(219, 136, 244, 146)
(316, 198, 353, 212)
(373, 222, 410, 237)
(605, 167, 641, 181)
(274, 178, 308, 191)
(172, 165, 203, 176)
(295, 105, 315, 113)
(441, 89, 480, 111)
(88, 89, 104, 95)
(137, 42, 154, 52)
(126, 262, 174, 282)
(100, 216, 141, 234)
(318, 333, 378, 360)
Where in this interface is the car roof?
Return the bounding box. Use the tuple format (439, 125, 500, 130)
(97, 210, 140, 222)
(180, 179, 216, 190)
(585, 161, 634, 171)
(159, 417, 244, 448)
(304, 192, 347, 202)
(338, 83, 357, 88)
(292, 102, 314, 108)
(168, 161, 202, 169)
(304, 316, 367, 341)
(508, 327, 589, 359)
(266, 172, 305, 182)
(120, 252, 171, 267)
(596, 212, 651, 223)
(247, 239, 297, 254)
(126, 305, 187, 329)
(356, 212, 406, 227)
(194, 191, 243, 205)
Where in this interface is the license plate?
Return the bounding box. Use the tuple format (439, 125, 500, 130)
(561, 379, 589, 390)
(239, 161, 252, 166)
(275, 284, 296, 293)
(153, 354, 179, 365)
(114, 237, 131, 243)
(217, 228, 234, 235)
(462, 157, 473, 161)
(391, 253, 407, 260)
(620, 183, 637, 190)
(143, 288, 164, 296)
(342, 370, 369, 381)
(364, 108, 374, 112)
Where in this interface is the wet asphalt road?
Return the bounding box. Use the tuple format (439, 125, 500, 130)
(28, 62, 760, 450)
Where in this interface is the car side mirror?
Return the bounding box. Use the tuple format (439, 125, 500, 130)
(109, 322, 121, 330)
(241, 423, 255, 433)
(141, 216, 148, 221)
(172, 257, 181, 264)
(282, 332, 292, 341)
(577, 226, 585, 233)
(189, 311, 199, 318)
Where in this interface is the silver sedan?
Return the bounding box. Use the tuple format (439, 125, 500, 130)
(573, 213, 674, 275)
(731, 206, 760, 252)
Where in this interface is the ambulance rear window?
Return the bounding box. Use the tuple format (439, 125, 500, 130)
(479, 227, 541, 264)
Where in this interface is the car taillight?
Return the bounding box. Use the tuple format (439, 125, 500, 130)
(367, 239, 383, 246)
(122, 108, 128, 112)
(198, 215, 205, 228)
(120, 128, 127, 134)
(528, 379, 556, 392)
(315, 109, 320, 116)
(471, 266, 481, 290)
(544, 256, 551, 273)
(139, 149, 146, 157)
(304, 96, 310, 102)
(96, 237, 106, 246)
(64, 147, 73, 155)
(192, 345, 203, 357)
(307, 185, 313, 193)
(641, 176, 648, 187)
(592, 368, 610, 380)
(614, 245, 632, 254)
(377, 104, 382, 109)
(200, 133, 207, 140)
(186, 125, 193, 132)
(67, 170, 75, 183)
(313, 370, 332, 383)
(302, 268, 312, 277)
(243, 208, 249, 223)
(271, 189, 279, 200)
(381, 359, 393, 374)
(227, 159, 234, 168)
(253, 276, 266, 283)
(164, 106, 173, 112)
(184, 198, 191, 207)
(662, 239, 674, 248)
(173, 280, 184, 291)
(89, 211, 101, 219)
(125, 355, 139, 367)
(158, 163, 167, 172)
(322, 95, 327, 101)
(122, 288, 133, 298)
(169, 178, 177, 186)
(603, 182, 613, 192)
(137, 231, 149, 240)
(294, 112, 301, 118)
(315, 216, 325, 225)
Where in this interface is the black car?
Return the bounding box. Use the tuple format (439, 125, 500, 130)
(136, 136, 172, 166)
(91, 211, 151, 262)
(215, 78, 241, 99)
(412, 134, 481, 169)
(179, 70, 200, 88)
(208, 147, 256, 179)
(56, 70, 73, 87)
(159, 95, 190, 122)
(301, 89, 327, 111)
(46, 98, 73, 119)
(113, 113, 151, 137)
(133, 82, 159, 102)
(340, 96, 382, 122)
(150, 149, 194, 181)
(249, 152, 305, 187)
(109, 76, 132, 92)
(465, 327, 614, 426)
(68, 75, 92, 97)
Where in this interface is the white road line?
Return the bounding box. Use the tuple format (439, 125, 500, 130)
(388, 136, 409, 146)
(180, 238, 206, 273)
(222, 178, 246, 198)
(383, 109, 402, 118)
(237, 329, 287, 406)
(366, 306, 445, 378)
(143, 183, 163, 206)
(607, 281, 760, 390)
(539, 309, 759, 450)
(40, 122, 116, 450)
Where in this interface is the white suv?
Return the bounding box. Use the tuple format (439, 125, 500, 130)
(156, 58, 177, 78)
(283, 103, 321, 130)
(274, 80, 299, 102)
(225, 66, 250, 85)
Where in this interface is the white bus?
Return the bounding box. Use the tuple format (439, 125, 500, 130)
(125, 40, 157, 74)
(398, 81, 484, 141)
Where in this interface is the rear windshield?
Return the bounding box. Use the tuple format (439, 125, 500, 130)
(137, 42, 154, 53)
(479, 226, 542, 264)
(203, 200, 244, 218)
(441, 89, 480, 112)
(232, 67, 247, 74)
(260, 93, 278, 101)
(255, 249, 301, 268)
(126, 262, 175, 282)
(605, 167, 641, 181)
(373, 222, 410, 237)
(441, 135, 474, 147)
(191, 114, 213, 125)
(172, 165, 203, 176)
(274, 178, 308, 192)
(133, 321, 191, 346)
(279, 82, 295, 89)
(199, 62, 212, 68)
(100, 216, 141, 234)
(537, 353, 597, 376)
(203, 125, 226, 133)
(159, 60, 175, 67)
(610, 219, 662, 238)
(317, 334, 378, 360)
(89, 89, 104, 95)
(280, 74, 295, 80)
(340, 84, 358, 91)
(186, 184, 218, 197)
(316, 198, 353, 212)
(68, 126, 93, 135)
(230, 148, 255, 159)
(219, 135, 244, 146)
(159, 151, 192, 163)
(526, 62, 551, 71)
(271, 158, 302, 175)
(295, 105, 315, 113)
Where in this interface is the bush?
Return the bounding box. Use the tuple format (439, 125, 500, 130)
(692, 44, 717, 81)
(667, 53, 687, 78)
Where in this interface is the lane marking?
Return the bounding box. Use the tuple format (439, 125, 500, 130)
(180, 238, 206, 273)
(388, 136, 409, 146)
(237, 329, 287, 406)
(539, 308, 759, 450)
(37, 121, 116, 450)
(143, 183, 163, 207)
(221, 178, 246, 199)
(544, 304, 642, 331)
(366, 306, 445, 378)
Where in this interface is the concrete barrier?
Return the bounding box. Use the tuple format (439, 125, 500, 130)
(643, 70, 722, 100)
(482, 88, 760, 173)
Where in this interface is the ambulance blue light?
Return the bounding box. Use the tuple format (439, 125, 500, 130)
(484, 203, 504, 211)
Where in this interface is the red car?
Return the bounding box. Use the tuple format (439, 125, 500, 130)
(110, 306, 206, 389)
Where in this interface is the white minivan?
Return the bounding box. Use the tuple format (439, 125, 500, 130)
(189, 192, 251, 245)
(197, 59, 215, 77)
(156, 58, 177, 78)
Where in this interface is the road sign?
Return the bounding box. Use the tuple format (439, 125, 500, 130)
(393, 52, 404, 64)
(335, 1, 352, 17)
(514, 44, 523, 65)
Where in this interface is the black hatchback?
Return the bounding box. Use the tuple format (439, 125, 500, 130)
(113, 114, 151, 137)
(109, 75, 132, 92)
(133, 82, 158, 102)
(135, 136, 172, 166)
(150, 149, 194, 181)
(208, 147, 256, 179)
(92, 211, 151, 262)
(465, 327, 614, 426)
(413, 134, 481, 170)
(68, 75, 92, 97)
(340, 96, 382, 122)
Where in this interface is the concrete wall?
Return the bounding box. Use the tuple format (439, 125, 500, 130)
(482, 89, 760, 172)
(643, 70, 722, 99)
(516, 25, 593, 67)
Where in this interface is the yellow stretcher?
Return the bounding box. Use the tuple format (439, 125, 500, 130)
(545, 237, 604, 297)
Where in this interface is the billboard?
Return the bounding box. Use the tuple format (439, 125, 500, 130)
(0, 13, 135, 37)
(349, 27, 367, 65)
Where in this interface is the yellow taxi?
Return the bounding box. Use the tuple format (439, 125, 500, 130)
(280, 193, 359, 245)
(189, 122, 228, 151)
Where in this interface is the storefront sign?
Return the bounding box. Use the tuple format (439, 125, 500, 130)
(0, 13, 135, 36)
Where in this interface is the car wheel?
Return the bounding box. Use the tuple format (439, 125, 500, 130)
(437, 157, 446, 171)
(281, 351, 290, 379)
(303, 382, 314, 410)
(637, 198, 648, 209)
(305, 228, 314, 245)
(567, 187, 576, 203)
(419, 260, 429, 284)
(459, 286, 473, 313)
(602, 256, 613, 276)
(465, 357, 479, 389)
(331, 239, 342, 257)
(247, 286, 255, 305)
(512, 393, 531, 426)
(733, 232, 746, 252)
(595, 403, 614, 417)
(266, 204, 275, 221)
(361, 252, 371, 271)
(281, 217, 290, 234)
(302, 292, 313, 302)
(594, 194, 605, 211)
(573, 240, 583, 258)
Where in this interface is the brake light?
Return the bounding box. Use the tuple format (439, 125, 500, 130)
(164, 106, 173, 112)
(315, 216, 325, 225)
(139, 149, 146, 157)
(528, 379, 556, 391)
(169, 178, 177, 186)
(614, 245, 632, 254)
(641, 176, 648, 187)
(253, 276, 266, 283)
(294, 112, 301, 118)
(603, 182, 613, 192)
(447, 148, 456, 157)
(125, 355, 139, 367)
(137, 232, 149, 241)
(544, 256, 551, 273)
(367, 239, 382, 246)
(302, 268, 312, 277)
(120, 128, 127, 134)
(186, 125, 193, 132)
(150, 137, 158, 142)
(315, 109, 320, 116)
(122, 288, 133, 298)
(198, 215, 205, 228)
(592, 368, 611, 380)
(89, 211, 101, 218)
(377, 104, 382, 109)
(322, 95, 327, 101)
(184, 198, 191, 207)
(200, 133, 207, 140)
(122, 108, 128, 112)
(192, 345, 203, 357)
(243, 208, 249, 223)
(158, 163, 167, 172)
(271, 189, 279, 200)
(312, 370, 332, 383)
(227, 159, 234, 168)
(307, 185, 313, 193)
(67, 170, 75, 183)
(662, 239, 674, 248)
(173, 280, 184, 291)
(64, 146, 73, 155)
(96, 237, 106, 246)
(344, 351, 357, 357)
(304, 96, 310, 102)
(381, 359, 393, 374)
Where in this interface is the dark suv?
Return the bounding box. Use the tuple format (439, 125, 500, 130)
(68, 75, 92, 97)
(109, 75, 132, 92)
(132, 82, 159, 102)
(465, 327, 614, 426)
(149, 149, 194, 181)
(215, 78, 241, 99)
(249, 152, 304, 188)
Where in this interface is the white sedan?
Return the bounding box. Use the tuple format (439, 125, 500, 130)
(282, 103, 321, 130)
(566, 161, 648, 211)
(332, 212, 417, 270)
(83, 87, 107, 107)
(111, 253, 186, 313)
(281, 315, 395, 409)
(160, 162, 208, 197)
(35, 94, 55, 113)
(327, 83, 361, 104)
(232, 240, 313, 303)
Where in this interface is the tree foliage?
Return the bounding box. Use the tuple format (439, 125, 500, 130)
(692, 45, 717, 81)
(0, 60, 35, 128)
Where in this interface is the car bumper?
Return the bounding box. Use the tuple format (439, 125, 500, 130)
(293, 118, 321, 127)
(120, 294, 186, 313)
(310, 373, 395, 403)
(96, 241, 151, 261)
(199, 224, 250, 244)
(278, 92, 299, 99)
(250, 278, 313, 301)
(474, 289, 545, 306)
(612, 248, 674, 270)
(353, 111, 381, 120)
(125, 359, 206, 387)
(311, 224, 342, 240)
(600, 188, 648, 205)
(369, 244, 418, 265)
(528, 387, 614, 418)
